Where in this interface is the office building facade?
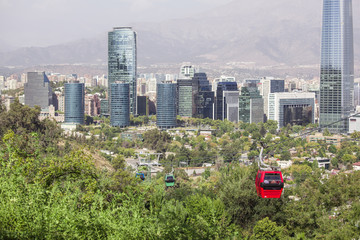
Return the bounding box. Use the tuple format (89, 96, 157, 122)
(195, 91, 215, 119)
(24, 72, 52, 109)
(64, 83, 85, 124)
(137, 96, 149, 116)
(260, 78, 285, 119)
(223, 91, 239, 123)
(110, 83, 130, 127)
(349, 115, 360, 133)
(179, 64, 196, 79)
(319, 0, 354, 132)
(354, 82, 360, 107)
(239, 86, 264, 124)
(216, 82, 238, 120)
(192, 73, 213, 117)
(268, 92, 315, 129)
(177, 79, 193, 117)
(100, 99, 109, 117)
(157, 83, 177, 129)
(108, 27, 137, 115)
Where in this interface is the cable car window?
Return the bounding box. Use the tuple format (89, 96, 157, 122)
(264, 173, 281, 184)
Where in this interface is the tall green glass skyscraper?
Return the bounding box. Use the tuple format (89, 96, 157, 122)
(320, 0, 354, 132)
(157, 83, 177, 129)
(110, 83, 130, 127)
(64, 83, 85, 124)
(108, 27, 137, 118)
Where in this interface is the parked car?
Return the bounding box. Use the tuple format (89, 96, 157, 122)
(151, 161, 162, 166)
(202, 163, 213, 167)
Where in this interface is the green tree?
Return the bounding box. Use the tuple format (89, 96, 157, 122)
(264, 120, 278, 134)
(260, 125, 267, 137)
(143, 129, 171, 153)
(251, 217, 283, 240)
(280, 150, 291, 160)
(323, 128, 332, 136)
(328, 144, 337, 154)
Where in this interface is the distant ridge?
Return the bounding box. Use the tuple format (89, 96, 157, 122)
(0, 0, 359, 67)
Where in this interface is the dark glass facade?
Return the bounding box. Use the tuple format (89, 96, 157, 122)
(100, 99, 109, 117)
(65, 83, 84, 124)
(24, 72, 52, 109)
(270, 80, 285, 93)
(320, 0, 354, 132)
(137, 96, 149, 116)
(283, 105, 313, 127)
(195, 91, 215, 119)
(108, 27, 137, 115)
(157, 83, 177, 129)
(192, 73, 211, 92)
(177, 79, 193, 117)
(239, 86, 263, 124)
(216, 82, 238, 120)
(110, 83, 130, 127)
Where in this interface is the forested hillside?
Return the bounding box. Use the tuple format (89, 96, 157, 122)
(1, 102, 360, 239)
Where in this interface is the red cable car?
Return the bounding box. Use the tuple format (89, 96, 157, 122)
(255, 168, 284, 198)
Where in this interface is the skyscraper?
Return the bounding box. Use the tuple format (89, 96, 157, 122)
(195, 91, 215, 119)
(177, 79, 193, 117)
(108, 27, 137, 116)
(110, 83, 130, 127)
(320, 0, 354, 132)
(137, 96, 149, 116)
(192, 73, 212, 117)
(223, 91, 239, 123)
(239, 86, 264, 124)
(179, 64, 196, 79)
(24, 72, 52, 109)
(268, 92, 315, 130)
(157, 83, 177, 129)
(260, 77, 285, 120)
(64, 82, 85, 124)
(216, 82, 238, 120)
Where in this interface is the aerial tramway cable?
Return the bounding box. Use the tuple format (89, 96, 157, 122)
(255, 112, 360, 199)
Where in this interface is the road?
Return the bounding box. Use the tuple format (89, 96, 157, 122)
(125, 158, 213, 176)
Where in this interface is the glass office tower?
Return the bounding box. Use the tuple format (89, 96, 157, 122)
(64, 83, 85, 124)
(24, 72, 52, 109)
(320, 0, 354, 132)
(157, 83, 177, 129)
(216, 82, 238, 120)
(177, 79, 193, 117)
(110, 83, 130, 127)
(239, 86, 264, 124)
(108, 27, 137, 116)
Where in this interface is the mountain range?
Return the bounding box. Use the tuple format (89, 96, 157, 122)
(0, 0, 359, 67)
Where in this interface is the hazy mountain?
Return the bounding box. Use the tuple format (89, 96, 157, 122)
(0, 0, 359, 67)
(0, 39, 17, 53)
(0, 38, 107, 66)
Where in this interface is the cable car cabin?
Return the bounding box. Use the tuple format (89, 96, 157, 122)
(255, 169, 284, 198)
(136, 173, 145, 181)
(165, 174, 175, 187)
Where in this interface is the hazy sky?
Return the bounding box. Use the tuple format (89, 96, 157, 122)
(0, 0, 233, 48)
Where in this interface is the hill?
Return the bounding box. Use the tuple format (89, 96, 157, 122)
(0, 0, 359, 67)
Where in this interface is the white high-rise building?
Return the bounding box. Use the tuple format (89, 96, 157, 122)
(268, 92, 315, 129)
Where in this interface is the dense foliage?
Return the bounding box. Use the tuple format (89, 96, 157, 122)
(1, 103, 360, 239)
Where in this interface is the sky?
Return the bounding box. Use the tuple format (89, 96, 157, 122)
(0, 0, 233, 48)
